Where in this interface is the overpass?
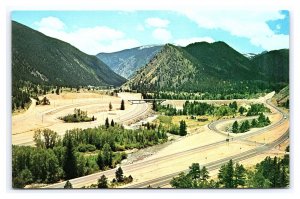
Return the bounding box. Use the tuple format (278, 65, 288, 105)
(128, 99, 166, 104)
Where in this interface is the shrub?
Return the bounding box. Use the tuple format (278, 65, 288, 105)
(78, 144, 96, 152)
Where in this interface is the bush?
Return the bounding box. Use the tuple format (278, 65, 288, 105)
(169, 124, 179, 135)
(115, 144, 126, 151)
(60, 108, 95, 123)
(78, 144, 96, 152)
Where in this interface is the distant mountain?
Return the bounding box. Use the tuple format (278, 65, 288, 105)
(124, 42, 289, 93)
(96, 45, 163, 79)
(251, 49, 289, 83)
(12, 21, 126, 87)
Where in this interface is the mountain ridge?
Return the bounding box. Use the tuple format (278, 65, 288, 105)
(12, 21, 126, 87)
(96, 45, 163, 79)
(123, 41, 289, 93)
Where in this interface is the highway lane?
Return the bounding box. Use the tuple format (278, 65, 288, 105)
(162, 92, 275, 109)
(44, 129, 286, 188)
(119, 102, 149, 124)
(125, 130, 289, 188)
(43, 139, 228, 188)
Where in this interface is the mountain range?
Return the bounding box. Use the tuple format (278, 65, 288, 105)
(96, 45, 162, 79)
(122, 42, 289, 93)
(12, 21, 126, 88)
(12, 20, 289, 95)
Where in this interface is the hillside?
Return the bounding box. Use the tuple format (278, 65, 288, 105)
(183, 41, 263, 80)
(123, 44, 215, 92)
(12, 21, 126, 87)
(251, 49, 289, 83)
(97, 45, 162, 79)
(273, 85, 289, 108)
(124, 42, 287, 95)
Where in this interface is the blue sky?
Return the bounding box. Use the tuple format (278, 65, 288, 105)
(12, 10, 289, 55)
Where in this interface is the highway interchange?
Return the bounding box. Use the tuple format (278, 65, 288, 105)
(39, 92, 289, 188)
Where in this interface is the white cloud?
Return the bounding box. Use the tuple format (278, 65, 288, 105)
(175, 37, 215, 46)
(35, 16, 64, 31)
(146, 17, 170, 28)
(145, 17, 172, 43)
(152, 28, 172, 42)
(104, 39, 141, 52)
(35, 17, 140, 54)
(179, 10, 289, 51)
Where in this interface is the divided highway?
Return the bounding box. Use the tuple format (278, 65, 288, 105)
(126, 130, 289, 188)
(43, 97, 289, 188)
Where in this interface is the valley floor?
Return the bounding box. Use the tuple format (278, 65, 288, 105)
(28, 91, 289, 188)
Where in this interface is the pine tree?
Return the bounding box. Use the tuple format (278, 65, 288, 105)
(111, 119, 115, 127)
(63, 134, 78, 179)
(266, 117, 271, 125)
(97, 151, 105, 170)
(232, 121, 239, 133)
(98, 175, 108, 188)
(233, 163, 246, 188)
(247, 170, 271, 188)
(103, 143, 112, 168)
(115, 167, 124, 182)
(55, 87, 60, 95)
(238, 106, 245, 115)
(218, 164, 226, 185)
(179, 120, 187, 136)
(105, 117, 109, 128)
(251, 119, 258, 127)
(218, 159, 234, 188)
(120, 100, 125, 110)
(200, 166, 210, 181)
(152, 100, 157, 111)
(272, 156, 279, 187)
(146, 122, 151, 130)
(244, 120, 250, 131)
(170, 172, 194, 188)
(229, 101, 238, 110)
(284, 99, 289, 109)
(64, 180, 73, 188)
(109, 102, 112, 111)
(188, 163, 200, 179)
(279, 165, 289, 187)
(258, 113, 266, 124)
(239, 122, 246, 133)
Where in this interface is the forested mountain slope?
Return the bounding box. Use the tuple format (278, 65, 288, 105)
(251, 49, 289, 83)
(124, 42, 288, 94)
(12, 21, 126, 87)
